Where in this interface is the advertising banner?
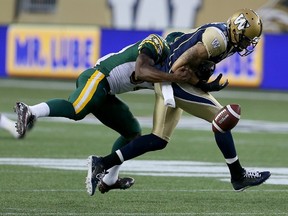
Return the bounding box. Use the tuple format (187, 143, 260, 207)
(6, 25, 100, 78)
(0, 24, 287, 91)
(213, 39, 264, 87)
(262, 34, 288, 90)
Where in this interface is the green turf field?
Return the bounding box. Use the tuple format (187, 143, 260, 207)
(0, 78, 288, 215)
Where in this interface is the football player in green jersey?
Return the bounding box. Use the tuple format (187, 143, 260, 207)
(14, 33, 198, 193)
(86, 9, 271, 196)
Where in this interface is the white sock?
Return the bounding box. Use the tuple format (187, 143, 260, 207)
(0, 114, 19, 138)
(29, 102, 50, 118)
(116, 149, 124, 162)
(102, 165, 121, 186)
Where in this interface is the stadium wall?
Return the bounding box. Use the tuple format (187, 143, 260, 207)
(0, 24, 287, 91)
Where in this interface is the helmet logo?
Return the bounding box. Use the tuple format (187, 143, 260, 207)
(234, 13, 250, 30)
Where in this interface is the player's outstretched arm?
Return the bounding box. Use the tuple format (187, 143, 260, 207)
(135, 53, 193, 83)
(170, 43, 209, 85)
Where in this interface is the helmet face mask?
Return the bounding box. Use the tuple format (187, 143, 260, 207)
(237, 34, 260, 56)
(227, 9, 263, 56)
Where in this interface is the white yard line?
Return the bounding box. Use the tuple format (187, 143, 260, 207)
(0, 158, 287, 185)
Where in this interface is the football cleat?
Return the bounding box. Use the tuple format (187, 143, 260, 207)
(14, 102, 36, 138)
(85, 155, 106, 196)
(231, 169, 271, 192)
(98, 177, 135, 194)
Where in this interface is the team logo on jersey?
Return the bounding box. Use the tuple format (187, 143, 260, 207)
(138, 34, 164, 56)
(211, 38, 220, 48)
(234, 13, 250, 30)
(150, 35, 164, 55)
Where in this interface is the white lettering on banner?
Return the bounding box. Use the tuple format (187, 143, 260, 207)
(171, 0, 201, 28)
(109, 0, 202, 29)
(135, 0, 168, 29)
(108, 0, 135, 29)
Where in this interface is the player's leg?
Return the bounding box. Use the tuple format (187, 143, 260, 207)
(93, 94, 142, 150)
(14, 68, 107, 136)
(101, 83, 182, 163)
(173, 83, 271, 191)
(0, 113, 20, 138)
(90, 95, 140, 193)
(174, 90, 244, 182)
(86, 83, 182, 196)
(173, 84, 241, 178)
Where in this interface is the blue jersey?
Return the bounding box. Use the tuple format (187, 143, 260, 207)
(161, 22, 238, 73)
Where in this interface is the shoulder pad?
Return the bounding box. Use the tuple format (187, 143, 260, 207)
(138, 34, 169, 63)
(165, 32, 185, 45)
(202, 27, 227, 58)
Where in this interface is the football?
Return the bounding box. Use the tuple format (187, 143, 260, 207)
(212, 104, 241, 133)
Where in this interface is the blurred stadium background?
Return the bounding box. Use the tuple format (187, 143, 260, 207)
(1, 0, 288, 215)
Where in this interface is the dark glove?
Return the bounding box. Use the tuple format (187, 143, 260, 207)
(195, 74, 229, 92)
(195, 60, 216, 82)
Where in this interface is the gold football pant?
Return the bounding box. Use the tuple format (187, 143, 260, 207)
(152, 83, 222, 141)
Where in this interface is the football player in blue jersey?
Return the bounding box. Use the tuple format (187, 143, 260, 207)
(86, 8, 271, 196)
(14, 32, 199, 192)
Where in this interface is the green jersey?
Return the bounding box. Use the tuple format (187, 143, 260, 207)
(165, 32, 184, 45)
(94, 34, 170, 94)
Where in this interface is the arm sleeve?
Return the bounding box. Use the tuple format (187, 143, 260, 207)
(202, 27, 227, 58)
(139, 47, 155, 59)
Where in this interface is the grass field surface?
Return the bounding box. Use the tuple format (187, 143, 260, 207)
(0, 78, 288, 215)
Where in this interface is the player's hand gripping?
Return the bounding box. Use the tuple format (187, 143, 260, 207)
(172, 66, 197, 83)
(195, 73, 229, 92)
